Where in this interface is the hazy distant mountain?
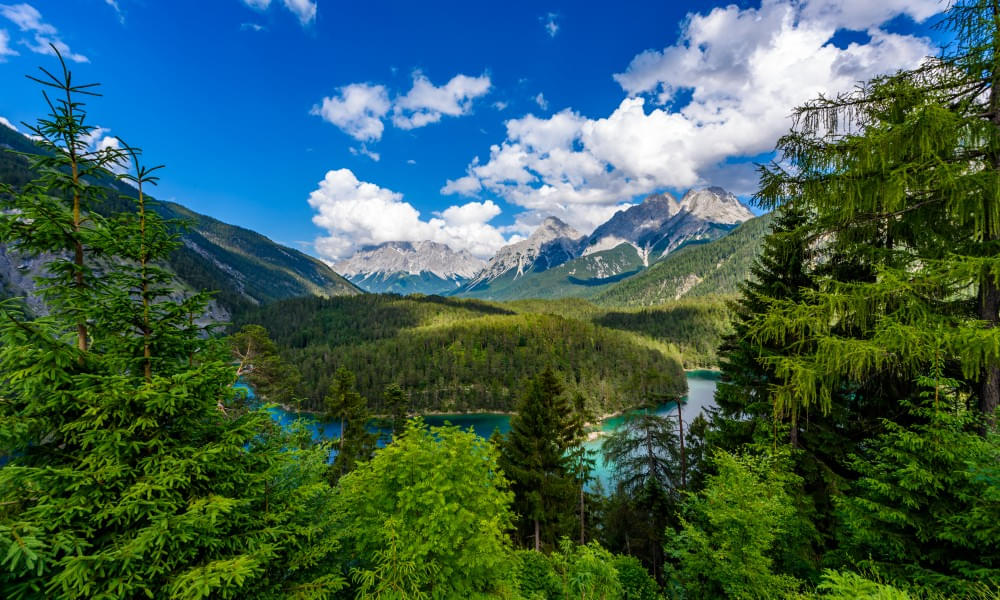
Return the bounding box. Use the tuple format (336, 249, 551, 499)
(457, 217, 585, 298)
(0, 123, 359, 318)
(334, 241, 484, 295)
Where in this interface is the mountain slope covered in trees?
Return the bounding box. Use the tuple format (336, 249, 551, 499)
(594, 213, 774, 306)
(235, 294, 688, 413)
(0, 123, 359, 317)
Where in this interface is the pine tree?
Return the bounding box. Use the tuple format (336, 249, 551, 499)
(500, 368, 576, 551)
(0, 52, 344, 599)
(383, 382, 408, 439)
(712, 204, 814, 450)
(324, 366, 376, 482)
(601, 408, 681, 580)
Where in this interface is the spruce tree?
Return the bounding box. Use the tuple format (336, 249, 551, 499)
(500, 368, 575, 551)
(0, 52, 344, 599)
(324, 366, 376, 482)
(712, 204, 814, 450)
(601, 408, 680, 580)
(383, 383, 408, 439)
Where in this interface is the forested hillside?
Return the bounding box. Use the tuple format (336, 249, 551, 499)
(594, 213, 773, 306)
(504, 297, 733, 367)
(0, 123, 358, 316)
(236, 294, 687, 413)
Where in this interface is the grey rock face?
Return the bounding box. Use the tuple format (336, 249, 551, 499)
(334, 240, 484, 280)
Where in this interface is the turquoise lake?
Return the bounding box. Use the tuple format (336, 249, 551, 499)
(250, 370, 719, 490)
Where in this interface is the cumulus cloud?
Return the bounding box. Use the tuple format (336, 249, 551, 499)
(534, 93, 548, 110)
(308, 168, 509, 260)
(392, 72, 492, 129)
(444, 0, 938, 234)
(314, 72, 491, 142)
(0, 3, 88, 62)
(311, 83, 391, 142)
(242, 0, 316, 25)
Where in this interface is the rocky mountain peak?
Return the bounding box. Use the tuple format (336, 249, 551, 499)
(334, 240, 484, 280)
(679, 187, 754, 223)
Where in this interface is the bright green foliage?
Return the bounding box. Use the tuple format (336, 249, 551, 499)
(815, 571, 914, 600)
(229, 324, 302, 408)
(324, 366, 376, 482)
(612, 555, 661, 600)
(549, 539, 624, 600)
(514, 550, 563, 600)
(0, 56, 344, 599)
(500, 369, 577, 550)
(665, 451, 804, 599)
(836, 403, 1000, 595)
(335, 420, 516, 599)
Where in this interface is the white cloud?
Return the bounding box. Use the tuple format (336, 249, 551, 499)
(406, 159, 417, 165)
(240, 22, 266, 31)
(445, 0, 937, 234)
(314, 72, 491, 141)
(0, 28, 16, 61)
(282, 0, 316, 24)
(493, 101, 508, 111)
(242, 0, 316, 25)
(542, 12, 558, 37)
(534, 93, 548, 110)
(392, 72, 491, 129)
(349, 144, 380, 162)
(308, 168, 509, 260)
(311, 83, 391, 142)
(0, 115, 18, 131)
(105, 0, 124, 24)
(0, 3, 88, 62)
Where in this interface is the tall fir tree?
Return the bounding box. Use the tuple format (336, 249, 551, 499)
(712, 204, 814, 451)
(499, 368, 576, 551)
(0, 52, 344, 599)
(324, 366, 376, 482)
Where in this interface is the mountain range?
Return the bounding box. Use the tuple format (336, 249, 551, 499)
(337, 186, 756, 301)
(0, 122, 359, 319)
(334, 240, 483, 295)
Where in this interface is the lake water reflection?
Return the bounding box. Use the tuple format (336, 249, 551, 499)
(254, 370, 719, 489)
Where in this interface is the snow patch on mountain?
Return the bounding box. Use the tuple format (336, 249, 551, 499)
(334, 240, 484, 280)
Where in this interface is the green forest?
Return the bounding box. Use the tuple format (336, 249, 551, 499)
(234, 293, 729, 414)
(2, 2, 1000, 599)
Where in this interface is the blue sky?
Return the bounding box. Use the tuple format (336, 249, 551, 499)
(0, 0, 946, 262)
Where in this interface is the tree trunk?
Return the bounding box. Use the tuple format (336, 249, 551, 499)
(984, 8, 1000, 431)
(579, 484, 585, 545)
(534, 518, 540, 552)
(677, 400, 686, 489)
